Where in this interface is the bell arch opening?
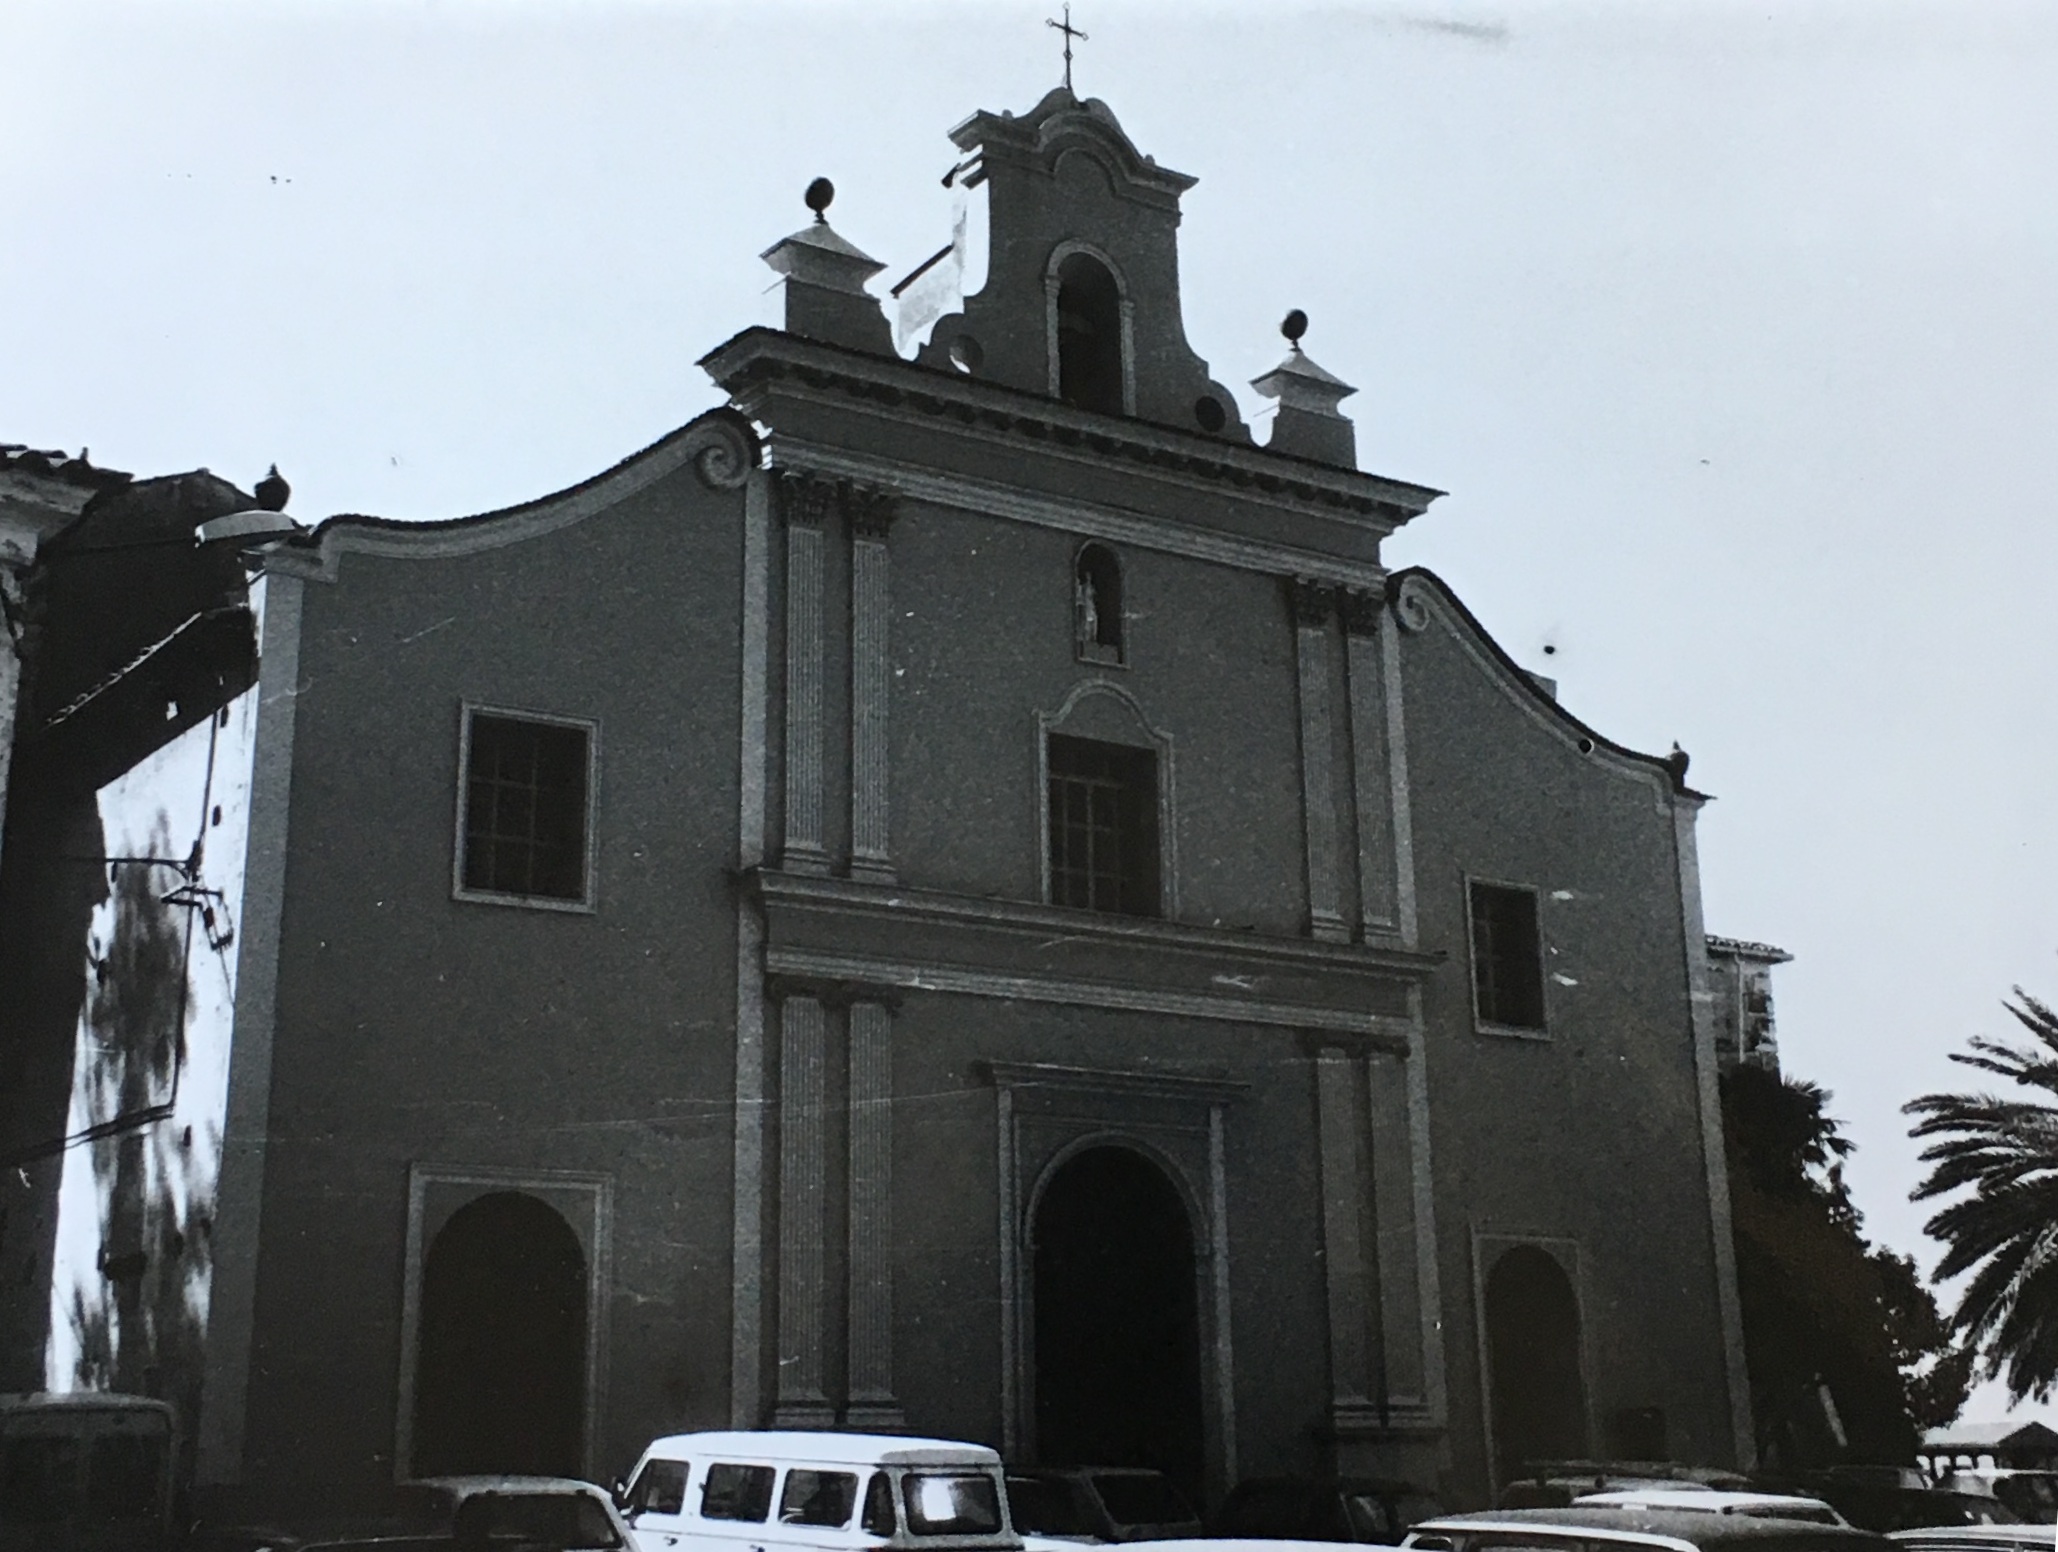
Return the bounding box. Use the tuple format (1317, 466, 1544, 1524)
(1054, 253, 1126, 416)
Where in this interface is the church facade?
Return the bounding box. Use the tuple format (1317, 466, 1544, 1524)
(107, 89, 1750, 1511)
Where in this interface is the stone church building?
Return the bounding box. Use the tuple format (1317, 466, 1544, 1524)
(8, 87, 1758, 1514)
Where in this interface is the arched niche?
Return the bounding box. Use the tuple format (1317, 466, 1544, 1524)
(1074, 542, 1125, 665)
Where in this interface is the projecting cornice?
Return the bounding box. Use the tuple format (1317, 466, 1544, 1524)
(745, 867, 1442, 1041)
(699, 328, 1442, 533)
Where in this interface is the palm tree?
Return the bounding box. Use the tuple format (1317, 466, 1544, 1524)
(1905, 988, 2058, 1401)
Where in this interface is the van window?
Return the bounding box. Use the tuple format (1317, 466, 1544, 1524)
(904, 1475, 1003, 1536)
(84, 1433, 164, 1522)
(861, 1472, 897, 1537)
(0, 1434, 80, 1524)
(703, 1465, 776, 1523)
(781, 1472, 858, 1528)
(628, 1461, 690, 1517)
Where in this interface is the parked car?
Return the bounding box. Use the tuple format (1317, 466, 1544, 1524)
(1571, 1492, 1848, 1527)
(1934, 1473, 2058, 1524)
(1890, 1527, 2058, 1552)
(1208, 1477, 1442, 1544)
(1796, 1484, 2017, 1536)
(1401, 1505, 1896, 1552)
(0, 1392, 177, 1552)
(1499, 1464, 1754, 1510)
(615, 1431, 1018, 1552)
(1002, 1469, 1198, 1544)
(193, 1475, 630, 1552)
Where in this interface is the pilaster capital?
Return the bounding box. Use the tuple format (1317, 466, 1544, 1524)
(846, 485, 897, 541)
(778, 469, 840, 529)
(1287, 577, 1335, 629)
(1339, 586, 1385, 637)
(765, 973, 903, 1015)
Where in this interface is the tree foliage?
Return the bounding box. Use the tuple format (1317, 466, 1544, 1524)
(1906, 988, 2058, 1403)
(1723, 1063, 1968, 1469)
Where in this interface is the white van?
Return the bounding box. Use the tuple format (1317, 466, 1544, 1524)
(616, 1432, 1019, 1552)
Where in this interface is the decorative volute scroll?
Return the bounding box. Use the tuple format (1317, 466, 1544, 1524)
(691, 417, 756, 490)
(1391, 574, 1435, 634)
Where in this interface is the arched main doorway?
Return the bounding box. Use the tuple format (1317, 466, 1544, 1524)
(1484, 1244, 1587, 1481)
(413, 1190, 586, 1477)
(1032, 1145, 1204, 1501)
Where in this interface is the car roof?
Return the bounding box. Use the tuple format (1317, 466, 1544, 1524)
(1889, 1532, 2058, 1548)
(1574, 1493, 1839, 1514)
(1228, 1476, 1435, 1494)
(1127, 1542, 1356, 1552)
(638, 1432, 1001, 1468)
(0, 1391, 175, 1418)
(409, 1477, 607, 1495)
(1414, 1507, 1892, 1548)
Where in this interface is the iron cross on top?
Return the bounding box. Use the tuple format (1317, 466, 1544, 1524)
(1047, 5, 1087, 92)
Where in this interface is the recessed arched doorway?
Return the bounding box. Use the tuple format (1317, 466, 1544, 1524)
(412, 1190, 586, 1477)
(1483, 1244, 1587, 1481)
(1032, 1144, 1204, 1502)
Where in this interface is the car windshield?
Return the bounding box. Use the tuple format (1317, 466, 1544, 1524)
(1090, 1475, 1193, 1527)
(903, 1474, 1004, 1536)
(1007, 1478, 1096, 1537)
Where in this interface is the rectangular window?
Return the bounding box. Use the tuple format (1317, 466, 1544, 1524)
(458, 709, 593, 906)
(861, 1473, 897, 1538)
(1470, 880, 1546, 1031)
(700, 1464, 776, 1524)
(779, 1471, 858, 1528)
(903, 1474, 1004, 1537)
(1047, 734, 1159, 917)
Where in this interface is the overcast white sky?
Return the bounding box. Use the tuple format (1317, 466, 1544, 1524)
(8, 0, 2057, 1427)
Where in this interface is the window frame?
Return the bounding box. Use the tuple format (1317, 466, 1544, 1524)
(452, 701, 601, 914)
(1043, 732, 1163, 919)
(1465, 874, 1550, 1038)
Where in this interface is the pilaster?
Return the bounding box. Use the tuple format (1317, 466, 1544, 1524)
(1341, 588, 1399, 936)
(773, 993, 833, 1426)
(780, 473, 834, 874)
(843, 998, 903, 1429)
(1291, 580, 1349, 941)
(847, 490, 896, 884)
(1314, 1041, 1377, 1421)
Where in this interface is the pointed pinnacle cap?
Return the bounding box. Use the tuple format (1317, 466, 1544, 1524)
(1251, 345, 1357, 415)
(762, 220, 888, 297)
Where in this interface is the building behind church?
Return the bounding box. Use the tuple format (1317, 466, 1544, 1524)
(3, 88, 1766, 1515)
